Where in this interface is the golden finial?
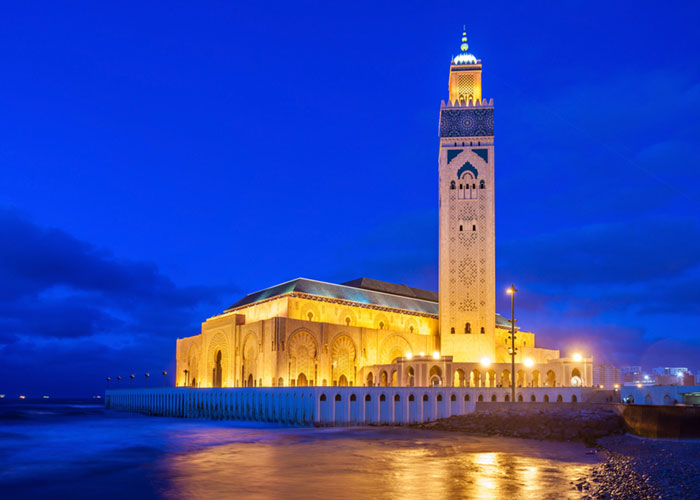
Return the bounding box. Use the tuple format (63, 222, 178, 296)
(460, 27, 468, 52)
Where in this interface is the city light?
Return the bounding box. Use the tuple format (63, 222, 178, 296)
(614, 384, 620, 389)
(637, 383, 643, 388)
(524, 358, 534, 368)
(506, 287, 515, 295)
(432, 351, 440, 360)
(480, 356, 491, 367)
(405, 352, 413, 360)
(572, 353, 582, 362)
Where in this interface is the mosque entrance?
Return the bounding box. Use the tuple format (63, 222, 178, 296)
(213, 350, 223, 388)
(297, 373, 308, 386)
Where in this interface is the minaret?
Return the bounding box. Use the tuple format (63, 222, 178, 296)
(438, 30, 495, 363)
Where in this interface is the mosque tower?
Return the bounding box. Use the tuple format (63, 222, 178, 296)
(438, 30, 496, 363)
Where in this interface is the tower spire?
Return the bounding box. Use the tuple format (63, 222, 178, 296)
(461, 28, 468, 53)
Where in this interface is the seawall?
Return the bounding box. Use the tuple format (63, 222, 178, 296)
(105, 387, 583, 426)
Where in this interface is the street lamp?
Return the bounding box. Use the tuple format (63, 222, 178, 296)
(106, 377, 111, 388)
(145, 372, 150, 388)
(162, 371, 167, 387)
(506, 285, 518, 402)
(130, 374, 135, 387)
(116, 375, 121, 388)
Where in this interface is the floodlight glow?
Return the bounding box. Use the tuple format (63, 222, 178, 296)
(419, 352, 425, 356)
(405, 352, 413, 360)
(523, 358, 534, 368)
(572, 353, 582, 362)
(480, 356, 491, 367)
(432, 351, 440, 360)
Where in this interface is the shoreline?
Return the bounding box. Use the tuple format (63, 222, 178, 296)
(416, 406, 699, 499)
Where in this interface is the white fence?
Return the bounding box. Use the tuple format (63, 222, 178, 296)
(105, 386, 583, 426)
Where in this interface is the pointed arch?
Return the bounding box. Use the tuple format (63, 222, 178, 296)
(207, 332, 230, 387)
(331, 335, 357, 385)
(379, 335, 412, 364)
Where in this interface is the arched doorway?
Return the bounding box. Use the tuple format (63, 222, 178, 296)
(470, 369, 481, 388)
(297, 373, 308, 387)
(380, 370, 388, 387)
(247, 374, 253, 387)
(501, 369, 511, 388)
(531, 370, 541, 387)
(516, 369, 526, 388)
(454, 369, 465, 387)
(338, 374, 348, 386)
(570, 368, 582, 387)
(546, 370, 556, 387)
(213, 350, 223, 388)
(429, 366, 442, 386)
(366, 372, 374, 386)
(406, 367, 415, 387)
(487, 370, 496, 387)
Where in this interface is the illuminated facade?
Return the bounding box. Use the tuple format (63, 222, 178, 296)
(175, 32, 592, 390)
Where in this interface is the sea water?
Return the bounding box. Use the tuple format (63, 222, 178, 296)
(0, 400, 597, 500)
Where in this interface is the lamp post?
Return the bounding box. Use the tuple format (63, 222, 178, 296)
(130, 374, 135, 387)
(145, 372, 150, 388)
(116, 376, 121, 388)
(506, 285, 518, 402)
(106, 377, 111, 388)
(162, 371, 167, 387)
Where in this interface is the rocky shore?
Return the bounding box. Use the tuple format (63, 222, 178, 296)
(417, 405, 700, 499)
(417, 404, 624, 443)
(578, 435, 700, 500)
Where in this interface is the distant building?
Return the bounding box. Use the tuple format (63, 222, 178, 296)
(593, 362, 620, 389)
(652, 367, 688, 377)
(620, 366, 642, 383)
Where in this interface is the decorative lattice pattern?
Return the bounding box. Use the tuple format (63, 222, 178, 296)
(440, 108, 494, 137)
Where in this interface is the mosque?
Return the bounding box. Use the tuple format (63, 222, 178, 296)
(175, 32, 593, 390)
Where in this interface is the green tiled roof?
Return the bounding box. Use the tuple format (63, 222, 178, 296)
(226, 278, 519, 329)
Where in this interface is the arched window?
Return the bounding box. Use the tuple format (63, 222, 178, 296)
(480, 180, 485, 189)
(465, 322, 471, 334)
(459, 225, 463, 231)
(450, 181, 456, 190)
(451, 327, 455, 334)
(472, 225, 476, 231)
(480, 327, 485, 334)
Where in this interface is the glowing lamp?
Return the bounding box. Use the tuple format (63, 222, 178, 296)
(419, 352, 425, 356)
(480, 356, 491, 368)
(636, 383, 643, 388)
(523, 358, 534, 368)
(405, 352, 413, 360)
(432, 351, 440, 360)
(572, 353, 582, 362)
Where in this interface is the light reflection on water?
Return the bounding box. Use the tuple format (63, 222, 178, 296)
(161, 427, 594, 500)
(0, 403, 596, 500)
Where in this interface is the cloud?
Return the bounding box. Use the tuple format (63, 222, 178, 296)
(0, 207, 234, 395)
(499, 216, 700, 285)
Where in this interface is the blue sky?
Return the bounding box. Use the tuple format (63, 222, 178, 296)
(1, 1, 699, 396)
